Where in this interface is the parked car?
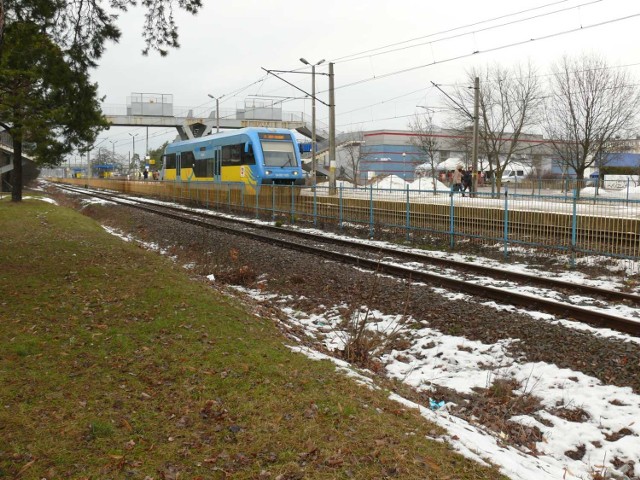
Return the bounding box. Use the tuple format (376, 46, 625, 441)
(501, 169, 526, 183)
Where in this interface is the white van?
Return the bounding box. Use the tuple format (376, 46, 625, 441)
(501, 169, 527, 183)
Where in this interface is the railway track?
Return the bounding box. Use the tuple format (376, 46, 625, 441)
(57, 184, 640, 336)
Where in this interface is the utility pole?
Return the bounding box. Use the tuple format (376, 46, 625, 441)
(311, 63, 317, 185)
(207, 94, 223, 133)
(261, 63, 331, 186)
(329, 62, 336, 194)
(129, 132, 139, 176)
(471, 76, 480, 195)
(299, 58, 325, 186)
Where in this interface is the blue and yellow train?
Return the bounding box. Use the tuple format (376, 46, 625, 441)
(160, 127, 305, 190)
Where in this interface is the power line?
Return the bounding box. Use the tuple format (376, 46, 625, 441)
(201, 2, 618, 123)
(335, 85, 437, 117)
(336, 0, 603, 66)
(333, 0, 575, 63)
(322, 13, 640, 94)
(336, 113, 418, 130)
(322, 58, 640, 126)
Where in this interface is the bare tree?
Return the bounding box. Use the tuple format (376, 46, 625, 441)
(447, 127, 491, 172)
(447, 62, 543, 192)
(340, 133, 367, 187)
(543, 53, 640, 185)
(408, 110, 445, 193)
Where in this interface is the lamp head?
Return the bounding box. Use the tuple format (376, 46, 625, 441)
(299, 58, 309, 65)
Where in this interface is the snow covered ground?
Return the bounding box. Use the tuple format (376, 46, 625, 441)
(236, 285, 640, 480)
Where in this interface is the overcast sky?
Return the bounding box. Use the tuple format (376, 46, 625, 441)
(91, 0, 640, 158)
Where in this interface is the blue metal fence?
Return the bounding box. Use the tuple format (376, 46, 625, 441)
(61, 178, 640, 269)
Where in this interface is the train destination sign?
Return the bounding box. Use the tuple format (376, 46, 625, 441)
(259, 133, 289, 141)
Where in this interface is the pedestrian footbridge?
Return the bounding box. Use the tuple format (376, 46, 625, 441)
(103, 94, 328, 141)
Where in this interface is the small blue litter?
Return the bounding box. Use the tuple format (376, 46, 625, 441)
(429, 398, 445, 410)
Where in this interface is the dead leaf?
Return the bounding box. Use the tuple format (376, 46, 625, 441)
(15, 459, 36, 477)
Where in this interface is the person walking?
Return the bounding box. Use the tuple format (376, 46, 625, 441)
(452, 166, 463, 193)
(461, 169, 472, 196)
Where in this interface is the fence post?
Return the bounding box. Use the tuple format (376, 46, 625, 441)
(503, 187, 509, 259)
(571, 188, 578, 269)
(272, 186, 276, 222)
(406, 184, 411, 242)
(339, 184, 343, 231)
(290, 184, 295, 224)
(369, 185, 374, 239)
(227, 185, 231, 213)
(313, 186, 318, 228)
(255, 186, 259, 219)
(449, 186, 455, 249)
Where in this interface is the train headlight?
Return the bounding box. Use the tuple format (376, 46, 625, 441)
(293, 171, 299, 175)
(265, 170, 272, 175)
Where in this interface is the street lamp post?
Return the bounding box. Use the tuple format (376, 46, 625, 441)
(129, 133, 139, 176)
(207, 94, 224, 133)
(300, 57, 325, 186)
(109, 140, 116, 162)
(109, 140, 117, 177)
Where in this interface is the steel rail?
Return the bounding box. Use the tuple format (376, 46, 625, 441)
(104, 187, 640, 307)
(58, 185, 640, 336)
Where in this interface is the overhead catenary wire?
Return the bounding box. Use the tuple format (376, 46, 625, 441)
(255, 0, 607, 100)
(251, 7, 640, 130)
(332, 0, 575, 63)
(334, 0, 603, 66)
(319, 13, 640, 95)
(316, 60, 640, 126)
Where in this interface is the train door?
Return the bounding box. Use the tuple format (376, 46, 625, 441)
(159, 155, 166, 180)
(176, 153, 182, 180)
(214, 147, 222, 182)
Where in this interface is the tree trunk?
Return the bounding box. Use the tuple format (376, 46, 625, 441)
(0, 0, 4, 52)
(10, 139, 23, 202)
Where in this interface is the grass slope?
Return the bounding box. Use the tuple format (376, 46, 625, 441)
(0, 197, 506, 479)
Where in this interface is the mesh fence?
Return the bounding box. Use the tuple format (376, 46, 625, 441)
(57, 178, 640, 269)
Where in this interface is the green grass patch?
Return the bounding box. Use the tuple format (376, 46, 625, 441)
(0, 197, 507, 479)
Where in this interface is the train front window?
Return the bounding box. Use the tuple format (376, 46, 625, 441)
(261, 141, 296, 167)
